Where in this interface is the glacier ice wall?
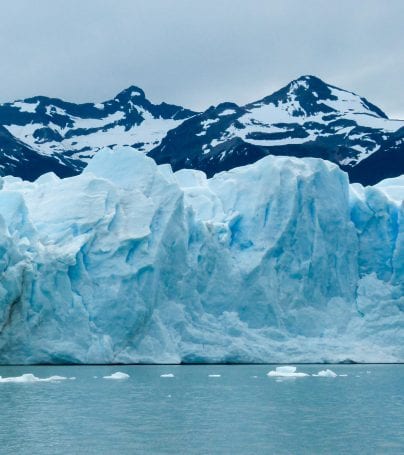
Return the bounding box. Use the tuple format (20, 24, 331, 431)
(0, 147, 402, 364)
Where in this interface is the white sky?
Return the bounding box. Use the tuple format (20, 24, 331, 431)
(0, 0, 403, 118)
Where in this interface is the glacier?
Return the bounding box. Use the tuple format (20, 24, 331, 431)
(0, 147, 402, 364)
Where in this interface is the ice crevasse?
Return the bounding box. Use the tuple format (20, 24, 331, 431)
(0, 147, 402, 364)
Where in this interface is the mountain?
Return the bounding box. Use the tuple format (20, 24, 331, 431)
(0, 86, 196, 180)
(0, 76, 403, 184)
(0, 125, 80, 180)
(150, 75, 404, 185)
(0, 147, 402, 364)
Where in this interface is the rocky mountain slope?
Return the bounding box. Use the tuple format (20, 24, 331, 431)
(151, 75, 404, 185)
(0, 86, 196, 180)
(0, 76, 403, 184)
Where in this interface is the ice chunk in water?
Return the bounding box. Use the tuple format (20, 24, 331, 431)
(45, 375, 68, 382)
(313, 369, 338, 377)
(160, 373, 174, 378)
(102, 372, 130, 380)
(0, 374, 67, 383)
(275, 366, 296, 374)
(208, 374, 221, 377)
(267, 366, 309, 377)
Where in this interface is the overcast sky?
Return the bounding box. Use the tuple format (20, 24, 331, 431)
(1, 0, 403, 117)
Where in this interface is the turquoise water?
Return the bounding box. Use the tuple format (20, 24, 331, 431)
(0, 365, 403, 454)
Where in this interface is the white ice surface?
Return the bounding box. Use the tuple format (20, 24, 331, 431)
(312, 369, 337, 377)
(267, 366, 309, 377)
(0, 374, 68, 383)
(0, 147, 402, 364)
(103, 372, 130, 380)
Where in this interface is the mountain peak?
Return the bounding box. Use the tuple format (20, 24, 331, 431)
(286, 75, 337, 98)
(115, 85, 146, 102)
(292, 74, 327, 86)
(252, 75, 387, 119)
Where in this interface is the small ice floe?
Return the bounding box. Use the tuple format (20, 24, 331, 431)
(69, 377, 76, 380)
(44, 375, 68, 382)
(339, 374, 348, 377)
(366, 370, 371, 374)
(0, 374, 68, 383)
(102, 372, 130, 380)
(252, 375, 258, 378)
(312, 369, 337, 378)
(208, 374, 221, 378)
(93, 376, 98, 379)
(267, 366, 308, 378)
(160, 373, 175, 378)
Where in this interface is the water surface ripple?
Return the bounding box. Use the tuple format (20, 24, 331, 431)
(0, 364, 403, 454)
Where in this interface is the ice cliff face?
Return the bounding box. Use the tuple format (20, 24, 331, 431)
(0, 148, 402, 364)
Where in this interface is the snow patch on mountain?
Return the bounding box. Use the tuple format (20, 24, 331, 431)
(13, 101, 40, 114)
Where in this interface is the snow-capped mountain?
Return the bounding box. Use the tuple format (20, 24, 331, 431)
(0, 125, 79, 181)
(150, 75, 404, 185)
(0, 75, 403, 184)
(0, 86, 196, 180)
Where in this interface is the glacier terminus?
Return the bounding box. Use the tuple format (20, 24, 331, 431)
(0, 147, 402, 364)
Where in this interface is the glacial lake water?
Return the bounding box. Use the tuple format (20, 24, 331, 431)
(0, 365, 403, 454)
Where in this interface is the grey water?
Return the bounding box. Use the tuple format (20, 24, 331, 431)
(0, 365, 403, 454)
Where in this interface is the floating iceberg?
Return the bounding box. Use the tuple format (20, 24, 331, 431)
(0, 147, 402, 364)
(267, 366, 309, 377)
(208, 374, 221, 378)
(0, 373, 67, 383)
(312, 369, 337, 377)
(160, 373, 175, 378)
(103, 372, 130, 380)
